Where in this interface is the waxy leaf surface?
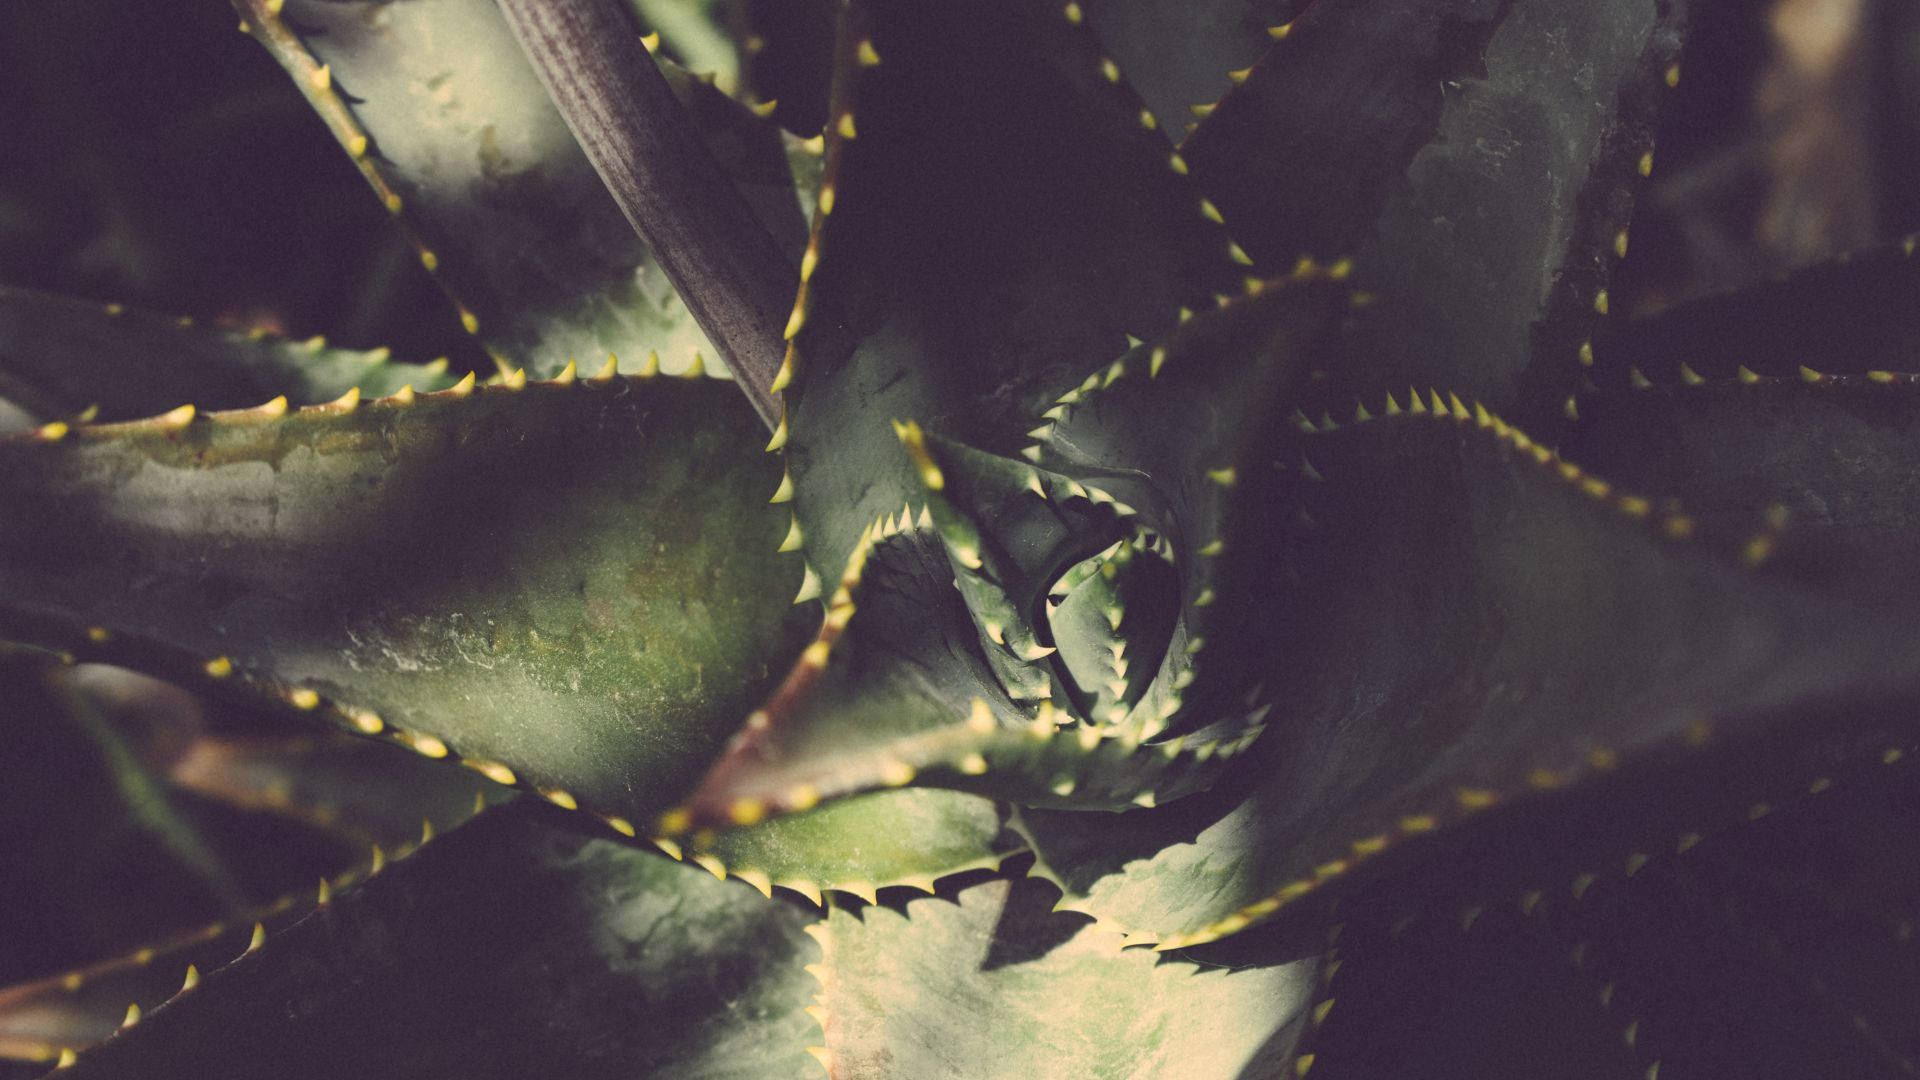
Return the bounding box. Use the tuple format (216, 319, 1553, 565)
(61, 805, 825, 1079)
(0, 377, 812, 826)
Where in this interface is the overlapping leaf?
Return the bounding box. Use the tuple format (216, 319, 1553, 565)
(815, 875, 1314, 1079)
(59, 804, 826, 1079)
(1023, 402, 1920, 945)
(1032, 275, 1345, 742)
(1081, 0, 1288, 136)
(240, 0, 805, 378)
(1183, 0, 1687, 420)
(0, 288, 454, 423)
(1288, 716, 1920, 1078)
(1584, 236, 1920, 391)
(676, 524, 1262, 834)
(0, 376, 812, 828)
(783, 0, 1249, 582)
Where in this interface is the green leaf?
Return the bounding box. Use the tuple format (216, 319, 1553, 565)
(1022, 400, 1920, 945)
(734, 0, 840, 135)
(0, 802, 463, 1070)
(0, 655, 434, 1067)
(784, 0, 1250, 583)
(814, 874, 1314, 1080)
(1585, 235, 1920, 391)
(1032, 276, 1344, 741)
(1182, 0, 1687, 419)
(242, 0, 806, 378)
(1287, 716, 1920, 1078)
(686, 788, 1021, 904)
(674, 528, 1260, 832)
(0, 374, 812, 830)
(0, 287, 454, 423)
(60, 804, 827, 1079)
(167, 730, 504, 855)
(1564, 381, 1920, 579)
(1081, 0, 1288, 135)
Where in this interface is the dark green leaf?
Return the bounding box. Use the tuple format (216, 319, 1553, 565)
(816, 874, 1313, 1079)
(166, 731, 503, 855)
(784, 0, 1249, 583)
(0, 375, 812, 830)
(1033, 277, 1344, 741)
(1289, 715, 1920, 1079)
(62, 804, 827, 1079)
(1023, 401, 1920, 945)
(1585, 235, 1920, 391)
(1083, 0, 1288, 136)
(734, 0, 840, 135)
(676, 528, 1259, 832)
(0, 287, 454, 423)
(689, 788, 1021, 904)
(1564, 381, 1920, 579)
(243, 0, 806, 378)
(1183, 0, 1686, 419)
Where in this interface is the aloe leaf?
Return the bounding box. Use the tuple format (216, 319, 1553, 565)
(0, 375, 812, 830)
(1291, 726, 1920, 1078)
(1032, 276, 1344, 741)
(784, 0, 1250, 584)
(59, 804, 826, 1079)
(733, 0, 840, 135)
(1182, 0, 1687, 419)
(236, 0, 805, 379)
(167, 732, 504, 854)
(1564, 381, 1920, 578)
(675, 528, 1260, 833)
(0, 819, 461, 1070)
(0, 653, 438, 1068)
(0, 653, 339, 983)
(1079, 0, 1289, 135)
(678, 282, 1340, 830)
(0, 288, 454, 423)
(1585, 234, 1920, 391)
(813, 874, 1314, 1079)
(628, 0, 741, 90)
(54, 661, 502, 857)
(1021, 400, 1920, 945)
(685, 788, 1021, 905)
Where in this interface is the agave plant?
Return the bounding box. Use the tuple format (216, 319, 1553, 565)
(1, 0, 1918, 1075)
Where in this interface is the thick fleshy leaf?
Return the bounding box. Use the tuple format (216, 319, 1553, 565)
(734, 0, 840, 136)
(0, 654, 355, 987)
(0, 806, 475, 1069)
(47, 663, 502, 856)
(166, 733, 503, 854)
(784, 0, 1249, 582)
(687, 788, 1021, 905)
(815, 874, 1315, 1079)
(1287, 713, 1920, 1079)
(1082, 0, 1288, 135)
(675, 527, 1259, 833)
(1032, 275, 1345, 742)
(239, 0, 806, 378)
(1564, 380, 1920, 578)
(0, 374, 812, 830)
(1584, 234, 1920, 392)
(1022, 400, 1920, 945)
(0, 287, 454, 423)
(62, 804, 826, 1079)
(0, 657, 443, 1066)
(1182, 0, 1687, 420)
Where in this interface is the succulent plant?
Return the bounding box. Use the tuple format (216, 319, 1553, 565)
(2, 0, 1918, 1076)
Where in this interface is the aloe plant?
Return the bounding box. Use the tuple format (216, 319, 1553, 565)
(1, 0, 1918, 1076)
